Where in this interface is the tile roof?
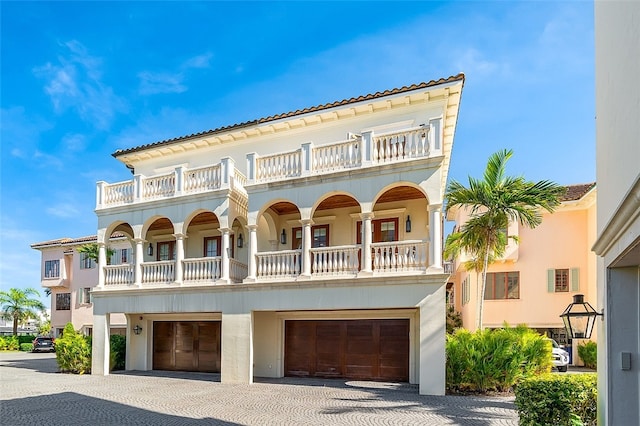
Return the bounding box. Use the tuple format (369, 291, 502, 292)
(561, 182, 596, 201)
(112, 73, 465, 157)
(30, 233, 126, 249)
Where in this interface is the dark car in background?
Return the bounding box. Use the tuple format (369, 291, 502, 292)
(32, 337, 55, 353)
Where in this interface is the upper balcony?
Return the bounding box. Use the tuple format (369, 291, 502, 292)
(96, 124, 441, 212)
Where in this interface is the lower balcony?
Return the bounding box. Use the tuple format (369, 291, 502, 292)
(101, 240, 430, 289)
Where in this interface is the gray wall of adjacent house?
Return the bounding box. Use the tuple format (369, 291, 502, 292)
(594, 1, 640, 425)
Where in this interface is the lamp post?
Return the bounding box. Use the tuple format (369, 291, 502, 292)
(559, 294, 603, 339)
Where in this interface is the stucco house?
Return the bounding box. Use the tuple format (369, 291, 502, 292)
(87, 74, 465, 395)
(446, 182, 597, 364)
(31, 236, 128, 337)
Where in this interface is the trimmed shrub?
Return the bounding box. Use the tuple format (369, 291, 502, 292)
(446, 324, 552, 393)
(578, 341, 597, 369)
(18, 334, 36, 345)
(55, 323, 92, 374)
(110, 334, 126, 371)
(0, 336, 19, 351)
(515, 373, 597, 426)
(20, 343, 34, 352)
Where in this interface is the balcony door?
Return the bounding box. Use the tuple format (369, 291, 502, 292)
(357, 218, 398, 244)
(292, 224, 330, 249)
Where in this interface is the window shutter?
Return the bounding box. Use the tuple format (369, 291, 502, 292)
(78, 288, 84, 305)
(547, 269, 555, 292)
(570, 268, 580, 291)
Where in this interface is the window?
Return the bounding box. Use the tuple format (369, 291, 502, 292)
(44, 260, 60, 278)
(484, 272, 520, 300)
(356, 218, 399, 244)
(78, 287, 92, 305)
(548, 268, 579, 293)
(292, 224, 330, 249)
(204, 236, 221, 257)
(80, 252, 95, 269)
(56, 293, 70, 310)
(462, 276, 470, 305)
(110, 248, 133, 265)
(157, 241, 176, 261)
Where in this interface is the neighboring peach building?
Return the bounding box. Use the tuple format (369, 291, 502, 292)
(31, 235, 128, 337)
(447, 183, 597, 362)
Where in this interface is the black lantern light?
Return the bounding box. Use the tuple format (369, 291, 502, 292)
(405, 216, 412, 233)
(147, 243, 153, 256)
(559, 294, 603, 339)
(133, 324, 143, 335)
(237, 233, 244, 248)
(280, 229, 287, 245)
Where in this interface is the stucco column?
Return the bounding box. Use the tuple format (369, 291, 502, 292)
(174, 233, 185, 285)
(428, 204, 443, 270)
(220, 228, 231, 283)
(134, 239, 144, 287)
(245, 225, 258, 282)
(221, 312, 253, 384)
(97, 242, 106, 288)
(91, 312, 110, 376)
(359, 212, 374, 276)
(301, 219, 312, 277)
(419, 285, 446, 395)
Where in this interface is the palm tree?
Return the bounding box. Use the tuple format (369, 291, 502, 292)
(0, 287, 46, 336)
(77, 243, 115, 264)
(444, 149, 565, 330)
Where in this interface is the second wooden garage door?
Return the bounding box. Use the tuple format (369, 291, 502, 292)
(153, 321, 220, 373)
(285, 319, 409, 381)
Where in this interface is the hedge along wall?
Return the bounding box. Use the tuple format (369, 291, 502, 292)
(515, 373, 597, 426)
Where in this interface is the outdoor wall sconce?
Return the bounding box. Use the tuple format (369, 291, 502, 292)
(147, 243, 153, 257)
(280, 229, 287, 245)
(559, 294, 604, 339)
(237, 233, 244, 248)
(405, 216, 412, 233)
(133, 325, 143, 335)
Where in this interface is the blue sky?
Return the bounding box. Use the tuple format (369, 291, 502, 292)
(1, 1, 595, 307)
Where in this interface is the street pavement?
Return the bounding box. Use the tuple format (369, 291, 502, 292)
(0, 351, 519, 425)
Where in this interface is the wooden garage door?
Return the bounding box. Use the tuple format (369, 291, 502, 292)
(285, 319, 409, 381)
(153, 321, 220, 373)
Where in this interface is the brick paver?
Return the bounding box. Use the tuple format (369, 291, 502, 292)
(0, 352, 519, 425)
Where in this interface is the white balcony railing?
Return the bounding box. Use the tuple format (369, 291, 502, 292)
(256, 250, 302, 279)
(230, 259, 248, 283)
(373, 127, 429, 163)
(141, 260, 175, 284)
(371, 240, 428, 273)
(310, 245, 361, 276)
(97, 122, 441, 208)
(183, 257, 221, 282)
(104, 264, 134, 286)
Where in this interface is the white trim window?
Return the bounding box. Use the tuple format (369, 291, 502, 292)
(80, 252, 95, 269)
(77, 287, 92, 305)
(44, 260, 60, 278)
(547, 268, 580, 293)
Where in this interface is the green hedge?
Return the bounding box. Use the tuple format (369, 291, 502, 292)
(20, 343, 34, 352)
(578, 341, 597, 369)
(0, 336, 19, 351)
(446, 325, 552, 393)
(515, 373, 597, 426)
(110, 334, 126, 371)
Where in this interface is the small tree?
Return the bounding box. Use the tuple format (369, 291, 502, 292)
(445, 149, 565, 330)
(0, 288, 46, 336)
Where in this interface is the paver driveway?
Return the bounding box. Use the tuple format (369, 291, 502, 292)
(0, 351, 519, 425)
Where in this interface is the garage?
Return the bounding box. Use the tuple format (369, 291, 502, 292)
(284, 319, 409, 381)
(153, 321, 221, 373)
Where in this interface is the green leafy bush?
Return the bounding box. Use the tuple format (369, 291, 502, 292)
(20, 343, 34, 352)
(446, 324, 552, 393)
(578, 341, 597, 369)
(0, 336, 19, 351)
(55, 323, 92, 374)
(110, 334, 126, 371)
(515, 373, 597, 426)
(446, 306, 463, 334)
